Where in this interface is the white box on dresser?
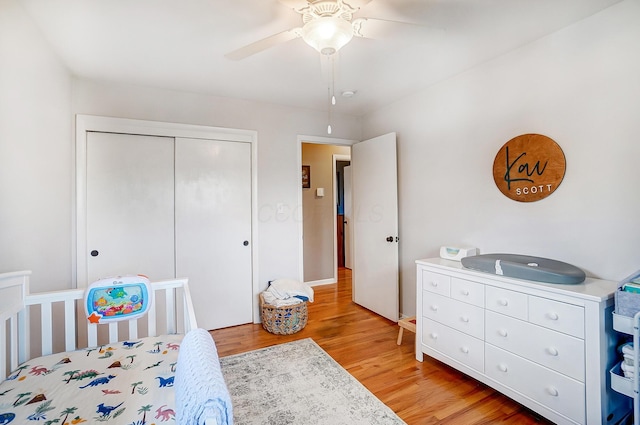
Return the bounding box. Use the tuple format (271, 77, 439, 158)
(415, 258, 629, 425)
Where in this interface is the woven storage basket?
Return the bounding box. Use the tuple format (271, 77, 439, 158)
(260, 293, 308, 335)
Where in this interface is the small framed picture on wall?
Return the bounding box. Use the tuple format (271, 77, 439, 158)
(302, 165, 310, 188)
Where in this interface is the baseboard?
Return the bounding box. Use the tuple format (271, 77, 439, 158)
(304, 278, 335, 287)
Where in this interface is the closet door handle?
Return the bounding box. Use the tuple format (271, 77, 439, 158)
(243, 241, 249, 246)
(90, 250, 99, 257)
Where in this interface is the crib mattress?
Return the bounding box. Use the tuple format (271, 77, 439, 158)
(0, 334, 183, 424)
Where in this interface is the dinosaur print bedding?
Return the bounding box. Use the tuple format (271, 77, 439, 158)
(0, 334, 183, 424)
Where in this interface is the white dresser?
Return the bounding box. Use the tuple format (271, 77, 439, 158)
(416, 258, 629, 425)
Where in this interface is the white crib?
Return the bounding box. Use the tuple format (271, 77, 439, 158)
(0, 270, 197, 376)
(0, 270, 230, 424)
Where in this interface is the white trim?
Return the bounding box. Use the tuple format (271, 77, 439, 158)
(76, 115, 255, 142)
(75, 114, 260, 323)
(333, 154, 351, 280)
(297, 134, 356, 285)
(250, 132, 260, 324)
(305, 278, 336, 287)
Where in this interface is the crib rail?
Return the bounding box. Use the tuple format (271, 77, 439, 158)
(1, 271, 198, 378)
(0, 271, 30, 379)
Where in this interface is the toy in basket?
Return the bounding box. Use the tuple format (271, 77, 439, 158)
(260, 279, 313, 335)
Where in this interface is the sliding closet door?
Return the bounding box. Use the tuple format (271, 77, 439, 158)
(175, 137, 253, 330)
(86, 132, 176, 283)
(83, 130, 253, 330)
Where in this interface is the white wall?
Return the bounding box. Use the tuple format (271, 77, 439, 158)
(0, 0, 72, 292)
(362, 0, 640, 316)
(0, 0, 361, 298)
(71, 79, 361, 292)
(4, 0, 637, 324)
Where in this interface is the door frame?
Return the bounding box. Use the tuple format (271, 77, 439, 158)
(333, 154, 351, 272)
(75, 115, 260, 321)
(297, 135, 357, 285)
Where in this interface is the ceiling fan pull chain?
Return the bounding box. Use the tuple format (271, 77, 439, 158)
(331, 54, 336, 106)
(327, 54, 336, 135)
(327, 86, 333, 135)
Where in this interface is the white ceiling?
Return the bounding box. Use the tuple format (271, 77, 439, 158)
(19, 0, 621, 116)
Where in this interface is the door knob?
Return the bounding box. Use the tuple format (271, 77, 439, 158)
(386, 236, 393, 242)
(90, 250, 99, 257)
(243, 241, 249, 246)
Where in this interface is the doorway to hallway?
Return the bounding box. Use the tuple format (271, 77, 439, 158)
(301, 142, 350, 285)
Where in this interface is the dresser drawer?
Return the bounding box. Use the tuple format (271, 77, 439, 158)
(485, 311, 585, 382)
(528, 296, 585, 339)
(485, 344, 585, 424)
(486, 286, 528, 320)
(423, 318, 484, 373)
(423, 292, 484, 339)
(421, 270, 451, 296)
(451, 277, 485, 307)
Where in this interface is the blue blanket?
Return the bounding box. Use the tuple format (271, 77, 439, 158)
(175, 328, 233, 425)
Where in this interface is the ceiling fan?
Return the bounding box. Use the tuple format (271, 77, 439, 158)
(225, 0, 417, 60)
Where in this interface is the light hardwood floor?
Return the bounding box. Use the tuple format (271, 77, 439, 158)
(210, 267, 553, 425)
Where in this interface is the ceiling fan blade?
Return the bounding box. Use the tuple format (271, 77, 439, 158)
(277, 0, 311, 13)
(343, 0, 373, 10)
(225, 28, 302, 61)
(278, 0, 372, 14)
(352, 17, 432, 39)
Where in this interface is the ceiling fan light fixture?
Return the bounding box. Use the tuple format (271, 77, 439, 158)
(302, 17, 353, 55)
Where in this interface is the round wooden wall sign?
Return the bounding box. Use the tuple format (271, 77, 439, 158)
(493, 134, 566, 202)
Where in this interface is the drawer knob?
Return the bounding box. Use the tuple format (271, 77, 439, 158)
(461, 289, 470, 296)
(498, 364, 508, 373)
(430, 281, 438, 287)
(498, 329, 508, 337)
(546, 387, 559, 397)
(460, 346, 469, 354)
(430, 333, 438, 340)
(460, 316, 470, 323)
(546, 347, 559, 356)
(546, 312, 559, 321)
(498, 299, 509, 307)
(430, 305, 439, 312)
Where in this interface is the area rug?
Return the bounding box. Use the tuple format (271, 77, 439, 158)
(219, 338, 406, 425)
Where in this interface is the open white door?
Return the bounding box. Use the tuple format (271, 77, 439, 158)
(352, 133, 399, 322)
